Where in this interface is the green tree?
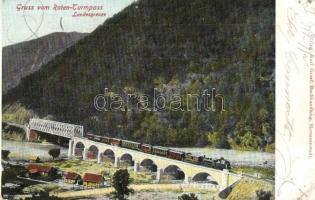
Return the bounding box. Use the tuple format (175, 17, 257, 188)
(2, 150, 10, 160)
(240, 131, 259, 150)
(178, 193, 199, 200)
(258, 108, 268, 123)
(110, 169, 134, 200)
(2, 165, 27, 184)
(207, 132, 221, 147)
(262, 122, 270, 136)
(134, 112, 166, 145)
(35, 156, 41, 163)
(48, 168, 61, 180)
(48, 148, 60, 160)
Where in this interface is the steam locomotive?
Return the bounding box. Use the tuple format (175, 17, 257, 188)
(86, 133, 231, 170)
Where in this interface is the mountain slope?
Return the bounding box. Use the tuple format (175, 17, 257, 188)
(4, 0, 275, 150)
(2, 32, 87, 94)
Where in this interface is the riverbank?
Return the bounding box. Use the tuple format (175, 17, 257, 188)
(2, 139, 68, 161)
(2, 125, 25, 142)
(231, 166, 274, 180)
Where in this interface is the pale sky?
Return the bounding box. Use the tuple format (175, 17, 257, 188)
(2, 0, 135, 46)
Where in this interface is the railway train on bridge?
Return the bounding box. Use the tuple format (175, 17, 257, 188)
(86, 133, 231, 170)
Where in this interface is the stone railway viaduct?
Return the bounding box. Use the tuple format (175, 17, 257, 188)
(10, 118, 243, 189)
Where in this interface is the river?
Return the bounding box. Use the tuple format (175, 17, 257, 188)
(2, 139, 68, 161)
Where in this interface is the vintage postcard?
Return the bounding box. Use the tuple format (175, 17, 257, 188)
(0, 0, 313, 199)
(276, 0, 315, 199)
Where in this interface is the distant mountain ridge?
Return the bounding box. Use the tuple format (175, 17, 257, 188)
(4, 0, 275, 150)
(2, 32, 87, 94)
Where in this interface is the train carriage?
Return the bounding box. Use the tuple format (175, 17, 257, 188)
(100, 136, 111, 144)
(121, 140, 141, 150)
(111, 138, 121, 146)
(140, 144, 152, 153)
(86, 133, 94, 140)
(167, 149, 185, 161)
(86, 133, 101, 142)
(152, 146, 168, 156)
(93, 135, 101, 142)
(184, 153, 204, 164)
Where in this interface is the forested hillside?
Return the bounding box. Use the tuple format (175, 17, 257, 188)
(3, 0, 275, 151)
(2, 32, 87, 94)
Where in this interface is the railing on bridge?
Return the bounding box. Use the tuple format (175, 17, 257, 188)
(182, 182, 220, 190)
(29, 118, 84, 139)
